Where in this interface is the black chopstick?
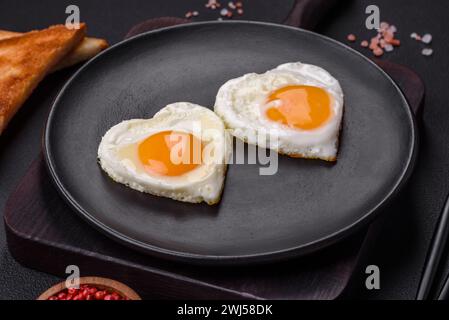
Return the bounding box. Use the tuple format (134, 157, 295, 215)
(416, 192, 449, 300)
(438, 272, 449, 300)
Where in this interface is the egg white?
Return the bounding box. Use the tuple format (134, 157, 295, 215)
(214, 62, 344, 161)
(98, 102, 232, 205)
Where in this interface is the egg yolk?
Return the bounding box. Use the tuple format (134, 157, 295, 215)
(138, 131, 202, 177)
(266, 85, 331, 130)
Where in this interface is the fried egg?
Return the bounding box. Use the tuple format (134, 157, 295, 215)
(98, 102, 231, 205)
(214, 62, 344, 161)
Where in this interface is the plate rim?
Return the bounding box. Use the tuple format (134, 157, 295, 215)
(43, 20, 418, 265)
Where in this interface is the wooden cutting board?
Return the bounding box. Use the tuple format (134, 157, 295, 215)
(3, 0, 424, 299)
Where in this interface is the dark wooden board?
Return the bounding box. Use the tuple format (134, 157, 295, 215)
(3, 0, 424, 299)
(5, 159, 366, 299)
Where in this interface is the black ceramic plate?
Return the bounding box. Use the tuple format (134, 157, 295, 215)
(44, 21, 417, 265)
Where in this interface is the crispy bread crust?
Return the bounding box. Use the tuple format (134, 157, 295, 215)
(0, 30, 21, 39)
(0, 29, 108, 72)
(0, 24, 86, 134)
(53, 37, 108, 71)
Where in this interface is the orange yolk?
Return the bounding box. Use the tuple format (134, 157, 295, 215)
(266, 85, 332, 130)
(138, 131, 202, 177)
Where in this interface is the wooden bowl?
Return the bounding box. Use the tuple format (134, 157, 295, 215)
(37, 277, 141, 300)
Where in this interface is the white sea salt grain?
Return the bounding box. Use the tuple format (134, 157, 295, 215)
(410, 32, 418, 39)
(421, 34, 432, 44)
(384, 44, 394, 52)
(422, 48, 433, 56)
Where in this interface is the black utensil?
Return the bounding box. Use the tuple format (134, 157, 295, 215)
(438, 272, 449, 300)
(416, 192, 449, 300)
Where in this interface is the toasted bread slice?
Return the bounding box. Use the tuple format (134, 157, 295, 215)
(0, 30, 21, 39)
(0, 30, 108, 72)
(52, 37, 108, 71)
(0, 24, 86, 134)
